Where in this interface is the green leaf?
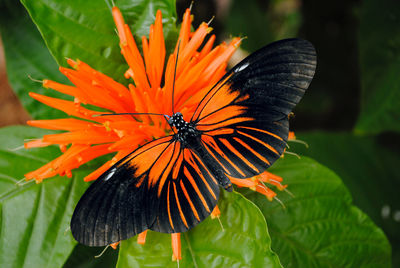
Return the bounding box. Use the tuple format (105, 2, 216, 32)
(21, 0, 177, 84)
(0, 0, 68, 120)
(355, 0, 400, 134)
(0, 126, 91, 268)
(117, 191, 282, 268)
(63, 244, 119, 268)
(290, 132, 400, 267)
(243, 156, 391, 268)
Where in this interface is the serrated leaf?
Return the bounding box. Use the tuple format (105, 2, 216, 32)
(243, 156, 391, 268)
(355, 0, 400, 134)
(290, 132, 400, 267)
(0, 0, 68, 120)
(0, 126, 92, 268)
(116, 191, 282, 268)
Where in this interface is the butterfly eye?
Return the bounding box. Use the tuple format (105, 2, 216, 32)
(168, 117, 174, 125)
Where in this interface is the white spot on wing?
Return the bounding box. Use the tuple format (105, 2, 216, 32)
(103, 168, 116, 181)
(235, 62, 249, 72)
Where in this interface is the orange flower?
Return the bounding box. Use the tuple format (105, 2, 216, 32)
(24, 6, 289, 261)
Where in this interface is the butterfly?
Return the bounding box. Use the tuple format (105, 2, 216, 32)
(71, 38, 316, 246)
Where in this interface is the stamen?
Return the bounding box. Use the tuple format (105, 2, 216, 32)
(64, 226, 70, 236)
(284, 188, 295, 198)
(15, 177, 31, 186)
(274, 196, 286, 209)
(284, 151, 301, 159)
(207, 16, 215, 26)
(288, 139, 309, 148)
(8, 145, 25, 151)
(94, 245, 110, 258)
(216, 216, 225, 232)
(28, 75, 43, 84)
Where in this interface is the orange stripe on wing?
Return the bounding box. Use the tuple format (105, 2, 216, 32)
(197, 115, 253, 132)
(219, 138, 258, 173)
(202, 141, 230, 174)
(119, 136, 172, 166)
(202, 135, 246, 177)
(148, 142, 175, 187)
(167, 182, 174, 230)
(173, 182, 189, 228)
(183, 166, 210, 213)
(233, 137, 271, 166)
(204, 128, 234, 136)
(180, 180, 201, 221)
(236, 126, 284, 141)
(237, 130, 280, 155)
(157, 143, 181, 197)
(189, 152, 218, 200)
(172, 151, 184, 180)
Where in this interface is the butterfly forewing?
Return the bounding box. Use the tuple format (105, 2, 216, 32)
(195, 38, 316, 178)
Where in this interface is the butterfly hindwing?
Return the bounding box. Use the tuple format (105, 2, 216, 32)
(71, 136, 219, 246)
(151, 147, 219, 233)
(194, 38, 316, 178)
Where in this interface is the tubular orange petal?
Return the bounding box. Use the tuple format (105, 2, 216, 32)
(27, 119, 98, 131)
(24, 139, 52, 149)
(137, 230, 148, 245)
(171, 233, 181, 261)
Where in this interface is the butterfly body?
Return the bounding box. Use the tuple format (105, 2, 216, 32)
(168, 112, 234, 191)
(168, 112, 199, 144)
(71, 38, 317, 246)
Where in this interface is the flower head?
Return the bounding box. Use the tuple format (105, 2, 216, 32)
(24, 6, 289, 261)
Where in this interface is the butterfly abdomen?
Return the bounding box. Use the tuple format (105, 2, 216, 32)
(187, 137, 233, 192)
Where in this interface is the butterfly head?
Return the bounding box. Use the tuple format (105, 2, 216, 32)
(167, 112, 185, 128)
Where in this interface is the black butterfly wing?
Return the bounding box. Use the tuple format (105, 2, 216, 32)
(71, 136, 219, 246)
(193, 38, 316, 179)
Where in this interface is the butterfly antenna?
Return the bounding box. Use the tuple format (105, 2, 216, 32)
(172, 40, 181, 115)
(163, 115, 176, 134)
(95, 245, 110, 258)
(92, 112, 165, 117)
